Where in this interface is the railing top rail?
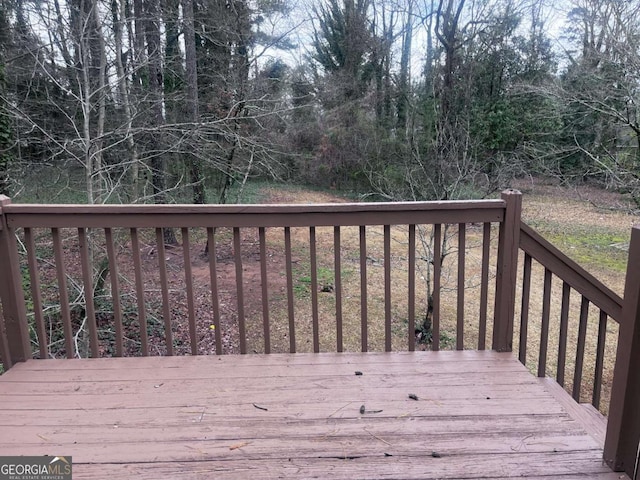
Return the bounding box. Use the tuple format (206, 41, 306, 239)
(519, 222, 623, 323)
(3, 198, 506, 214)
(0, 195, 10, 231)
(2, 199, 507, 229)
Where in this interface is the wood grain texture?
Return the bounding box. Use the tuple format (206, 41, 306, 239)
(538, 377, 607, 448)
(0, 351, 628, 480)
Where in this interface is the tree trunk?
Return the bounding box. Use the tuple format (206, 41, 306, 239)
(145, 0, 176, 243)
(91, 2, 107, 203)
(397, 0, 413, 137)
(112, 0, 140, 202)
(145, 0, 166, 203)
(0, 30, 10, 195)
(382, 10, 393, 126)
(435, 0, 465, 121)
(130, 0, 146, 200)
(182, 0, 205, 205)
(52, 0, 77, 96)
(216, 0, 251, 206)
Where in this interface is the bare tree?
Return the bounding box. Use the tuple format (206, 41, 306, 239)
(0, 0, 11, 195)
(182, 0, 205, 204)
(112, 0, 140, 201)
(396, 0, 413, 137)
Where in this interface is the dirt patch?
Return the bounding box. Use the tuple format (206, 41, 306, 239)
(258, 185, 350, 204)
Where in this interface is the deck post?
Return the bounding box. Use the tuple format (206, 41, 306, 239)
(492, 189, 522, 352)
(0, 196, 31, 368)
(604, 225, 640, 475)
(0, 294, 10, 370)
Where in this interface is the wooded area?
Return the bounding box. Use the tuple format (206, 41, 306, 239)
(0, 0, 639, 205)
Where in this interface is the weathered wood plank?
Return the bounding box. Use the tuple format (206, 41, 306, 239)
(67, 452, 616, 480)
(539, 377, 607, 448)
(0, 398, 568, 426)
(0, 385, 557, 412)
(0, 350, 623, 480)
(0, 373, 540, 398)
(5, 350, 521, 371)
(0, 378, 548, 399)
(3, 414, 586, 445)
(0, 433, 602, 463)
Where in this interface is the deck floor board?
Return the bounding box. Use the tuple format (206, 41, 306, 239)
(0, 351, 627, 479)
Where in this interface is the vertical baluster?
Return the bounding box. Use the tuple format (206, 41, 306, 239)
(518, 253, 532, 364)
(104, 228, 124, 357)
(284, 227, 296, 353)
(384, 225, 392, 352)
(408, 224, 416, 352)
(155, 228, 173, 355)
(359, 225, 368, 352)
(573, 296, 590, 401)
(592, 310, 608, 409)
(492, 190, 522, 352)
(24, 228, 48, 359)
(207, 228, 222, 354)
(557, 282, 571, 386)
(78, 228, 99, 358)
(538, 268, 552, 377)
(478, 223, 491, 350)
(0, 309, 9, 368)
(130, 228, 148, 356)
(259, 227, 271, 354)
(433, 224, 442, 351)
(0, 196, 29, 366)
(52, 228, 73, 358)
(457, 223, 466, 350)
(334, 226, 343, 353)
(233, 227, 246, 354)
(603, 225, 640, 473)
(310, 227, 320, 353)
(182, 228, 197, 355)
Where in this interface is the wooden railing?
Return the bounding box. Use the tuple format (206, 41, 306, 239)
(605, 225, 640, 474)
(0, 191, 521, 365)
(517, 222, 623, 408)
(0, 190, 637, 476)
(517, 220, 640, 475)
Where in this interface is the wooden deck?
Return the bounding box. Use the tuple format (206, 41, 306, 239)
(0, 351, 627, 479)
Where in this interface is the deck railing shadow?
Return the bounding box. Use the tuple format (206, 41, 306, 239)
(0, 190, 638, 476)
